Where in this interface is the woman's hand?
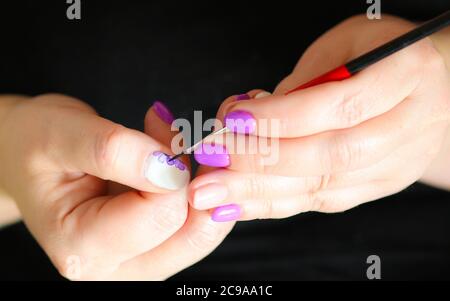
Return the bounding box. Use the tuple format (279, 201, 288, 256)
(0, 96, 24, 227)
(189, 15, 450, 221)
(0, 94, 233, 280)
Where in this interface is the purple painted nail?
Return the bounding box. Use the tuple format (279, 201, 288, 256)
(212, 204, 241, 222)
(235, 93, 250, 101)
(153, 101, 174, 124)
(194, 143, 230, 167)
(224, 110, 256, 134)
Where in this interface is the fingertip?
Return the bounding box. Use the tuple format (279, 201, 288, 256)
(144, 151, 190, 191)
(151, 101, 175, 125)
(190, 182, 229, 210)
(216, 89, 267, 120)
(254, 91, 272, 99)
(144, 102, 173, 135)
(248, 89, 271, 99)
(211, 203, 242, 222)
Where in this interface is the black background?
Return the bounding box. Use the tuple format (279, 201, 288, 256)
(1, 0, 450, 280)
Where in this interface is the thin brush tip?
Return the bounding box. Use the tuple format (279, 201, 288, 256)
(168, 153, 183, 162)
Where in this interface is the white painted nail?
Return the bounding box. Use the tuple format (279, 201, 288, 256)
(145, 151, 190, 190)
(255, 91, 271, 99)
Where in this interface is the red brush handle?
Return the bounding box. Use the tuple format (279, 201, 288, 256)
(285, 65, 352, 95)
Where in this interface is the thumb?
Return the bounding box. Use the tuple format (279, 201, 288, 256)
(52, 103, 189, 192)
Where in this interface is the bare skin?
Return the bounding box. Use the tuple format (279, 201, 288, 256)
(0, 94, 233, 280)
(1, 14, 449, 279)
(191, 15, 450, 219)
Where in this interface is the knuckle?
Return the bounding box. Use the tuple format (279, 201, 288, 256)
(324, 134, 361, 172)
(54, 253, 114, 281)
(52, 253, 86, 281)
(33, 93, 71, 103)
(315, 174, 333, 192)
(94, 125, 127, 175)
(337, 92, 365, 127)
(308, 191, 324, 212)
(306, 172, 340, 195)
(151, 200, 188, 233)
(186, 222, 225, 252)
(21, 146, 47, 176)
(309, 192, 344, 213)
(258, 197, 274, 219)
(49, 235, 116, 280)
(33, 93, 95, 112)
(244, 176, 267, 198)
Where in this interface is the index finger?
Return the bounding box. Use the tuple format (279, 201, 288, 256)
(220, 39, 435, 138)
(49, 103, 190, 192)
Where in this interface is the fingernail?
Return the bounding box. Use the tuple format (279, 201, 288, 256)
(212, 204, 241, 222)
(145, 151, 190, 190)
(194, 143, 230, 167)
(152, 101, 174, 125)
(255, 91, 271, 99)
(193, 183, 228, 209)
(224, 110, 256, 134)
(235, 93, 250, 101)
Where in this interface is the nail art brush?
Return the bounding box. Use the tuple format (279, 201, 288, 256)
(169, 10, 450, 162)
(169, 127, 229, 162)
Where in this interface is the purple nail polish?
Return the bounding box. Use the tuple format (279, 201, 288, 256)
(147, 151, 190, 190)
(152, 151, 187, 171)
(224, 110, 256, 134)
(153, 101, 175, 124)
(157, 152, 167, 163)
(194, 143, 230, 167)
(176, 161, 186, 171)
(212, 204, 241, 222)
(235, 94, 250, 101)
